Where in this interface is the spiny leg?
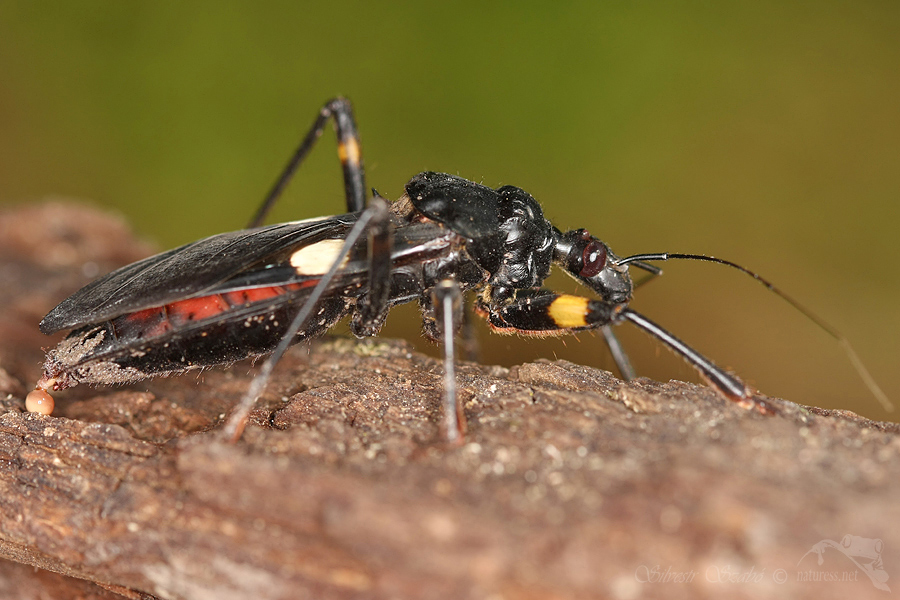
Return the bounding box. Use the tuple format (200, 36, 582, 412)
(221, 196, 392, 442)
(248, 97, 366, 227)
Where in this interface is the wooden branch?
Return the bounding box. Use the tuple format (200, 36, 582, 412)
(1, 202, 898, 599)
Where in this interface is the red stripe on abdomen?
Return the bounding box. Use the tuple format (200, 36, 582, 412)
(114, 283, 313, 341)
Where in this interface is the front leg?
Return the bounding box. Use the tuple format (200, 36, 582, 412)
(477, 287, 636, 379)
(474, 286, 770, 414)
(474, 286, 620, 336)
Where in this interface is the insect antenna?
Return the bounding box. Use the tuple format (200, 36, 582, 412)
(616, 252, 893, 412)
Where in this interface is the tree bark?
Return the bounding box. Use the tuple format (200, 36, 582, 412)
(1, 202, 897, 600)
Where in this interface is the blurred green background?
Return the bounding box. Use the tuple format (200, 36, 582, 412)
(2, 1, 898, 420)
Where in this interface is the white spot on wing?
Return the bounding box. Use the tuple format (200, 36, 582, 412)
(289, 239, 348, 275)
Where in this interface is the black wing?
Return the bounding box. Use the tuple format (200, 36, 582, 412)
(40, 213, 362, 334)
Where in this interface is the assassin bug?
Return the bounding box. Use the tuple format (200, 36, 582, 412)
(27, 98, 891, 440)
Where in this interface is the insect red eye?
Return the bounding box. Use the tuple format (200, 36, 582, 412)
(580, 241, 606, 277)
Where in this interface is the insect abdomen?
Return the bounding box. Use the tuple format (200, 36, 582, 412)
(39, 287, 349, 391)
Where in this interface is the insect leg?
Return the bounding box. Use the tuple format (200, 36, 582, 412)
(459, 302, 481, 362)
(350, 191, 394, 337)
(601, 325, 637, 381)
(476, 288, 774, 414)
(475, 288, 618, 335)
(221, 196, 390, 442)
(432, 279, 465, 443)
(599, 261, 657, 378)
(620, 309, 774, 414)
(248, 97, 366, 227)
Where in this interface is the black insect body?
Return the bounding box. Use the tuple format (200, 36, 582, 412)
(36, 210, 443, 388)
(34, 97, 885, 439)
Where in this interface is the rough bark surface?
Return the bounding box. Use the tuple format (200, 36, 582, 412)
(0, 202, 897, 600)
